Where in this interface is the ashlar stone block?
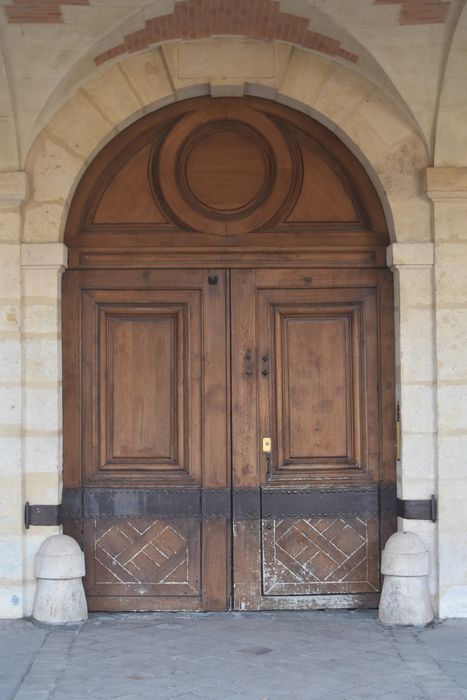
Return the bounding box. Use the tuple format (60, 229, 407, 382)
(47, 91, 112, 159)
(82, 65, 142, 126)
(29, 137, 84, 203)
(119, 49, 174, 108)
(279, 49, 332, 109)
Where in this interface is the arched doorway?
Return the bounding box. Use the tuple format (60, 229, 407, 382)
(62, 96, 395, 612)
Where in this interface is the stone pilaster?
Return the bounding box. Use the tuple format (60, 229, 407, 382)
(20, 242, 68, 614)
(387, 242, 437, 596)
(427, 167, 467, 618)
(0, 172, 27, 617)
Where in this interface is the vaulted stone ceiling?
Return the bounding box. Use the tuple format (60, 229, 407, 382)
(0, 0, 464, 169)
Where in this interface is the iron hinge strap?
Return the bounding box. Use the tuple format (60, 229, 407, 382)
(397, 495, 437, 523)
(29, 486, 436, 524)
(24, 502, 62, 529)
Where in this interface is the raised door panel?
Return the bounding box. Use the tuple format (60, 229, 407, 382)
(258, 287, 379, 481)
(81, 288, 201, 483)
(109, 315, 177, 463)
(280, 315, 351, 461)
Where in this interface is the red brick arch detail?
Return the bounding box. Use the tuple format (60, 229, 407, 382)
(374, 0, 450, 25)
(93, 0, 359, 67)
(5, 0, 89, 24)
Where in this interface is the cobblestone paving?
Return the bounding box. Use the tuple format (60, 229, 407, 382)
(1, 611, 467, 700)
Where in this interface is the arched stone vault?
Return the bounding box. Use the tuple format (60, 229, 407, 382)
(23, 41, 431, 246)
(0, 42, 19, 171)
(435, 1, 467, 166)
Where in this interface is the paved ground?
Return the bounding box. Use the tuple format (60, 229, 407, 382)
(1, 611, 467, 700)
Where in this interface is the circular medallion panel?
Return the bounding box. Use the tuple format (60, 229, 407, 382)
(182, 122, 272, 215)
(154, 103, 297, 235)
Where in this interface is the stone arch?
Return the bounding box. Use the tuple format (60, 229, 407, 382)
(0, 42, 19, 171)
(435, 2, 467, 166)
(23, 41, 430, 246)
(17, 38, 442, 614)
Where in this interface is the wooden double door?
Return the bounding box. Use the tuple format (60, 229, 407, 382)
(62, 265, 395, 612)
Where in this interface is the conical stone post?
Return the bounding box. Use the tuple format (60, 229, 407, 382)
(379, 531, 433, 626)
(32, 534, 87, 624)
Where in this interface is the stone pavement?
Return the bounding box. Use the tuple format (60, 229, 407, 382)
(1, 611, 467, 700)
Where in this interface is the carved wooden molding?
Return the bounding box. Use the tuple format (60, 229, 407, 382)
(65, 96, 389, 266)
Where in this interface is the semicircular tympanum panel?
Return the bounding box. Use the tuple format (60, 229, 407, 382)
(65, 96, 389, 262)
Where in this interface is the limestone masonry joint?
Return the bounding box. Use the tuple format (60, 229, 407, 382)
(387, 242, 434, 268)
(20, 244, 68, 271)
(426, 167, 467, 200)
(0, 172, 28, 208)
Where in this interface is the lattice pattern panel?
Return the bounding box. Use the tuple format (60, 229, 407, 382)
(262, 516, 379, 595)
(85, 518, 200, 597)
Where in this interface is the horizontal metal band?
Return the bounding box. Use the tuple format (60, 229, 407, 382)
(60, 484, 386, 521)
(262, 486, 379, 518)
(233, 489, 261, 519)
(202, 489, 231, 518)
(61, 488, 233, 520)
(61, 488, 82, 519)
(84, 488, 201, 519)
(24, 502, 61, 528)
(379, 484, 397, 514)
(397, 496, 437, 522)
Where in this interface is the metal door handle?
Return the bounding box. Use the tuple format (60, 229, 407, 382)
(245, 349, 253, 376)
(263, 437, 272, 475)
(265, 452, 272, 475)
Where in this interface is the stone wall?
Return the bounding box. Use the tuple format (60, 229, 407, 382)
(0, 173, 26, 617)
(0, 39, 465, 617)
(427, 168, 467, 618)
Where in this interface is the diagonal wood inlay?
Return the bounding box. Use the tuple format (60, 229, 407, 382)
(262, 516, 380, 595)
(94, 519, 198, 591)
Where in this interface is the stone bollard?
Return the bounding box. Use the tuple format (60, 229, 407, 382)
(379, 531, 433, 626)
(32, 534, 88, 624)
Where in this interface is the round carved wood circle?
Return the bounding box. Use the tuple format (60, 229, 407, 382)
(181, 122, 271, 214)
(154, 102, 298, 235)
(66, 95, 391, 253)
